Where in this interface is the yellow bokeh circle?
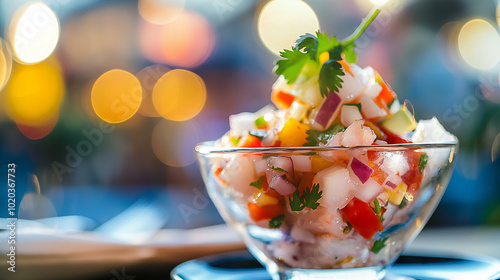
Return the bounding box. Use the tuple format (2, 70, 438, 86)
(152, 69, 206, 121)
(257, 0, 320, 56)
(91, 69, 142, 123)
(4, 58, 64, 126)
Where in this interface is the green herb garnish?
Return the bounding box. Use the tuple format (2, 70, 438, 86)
(289, 183, 323, 211)
(269, 214, 285, 228)
(371, 237, 388, 253)
(275, 8, 381, 98)
(343, 223, 353, 234)
(250, 177, 264, 189)
(270, 166, 287, 173)
(418, 153, 428, 173)
(303, 123, 346, 146)
(373, 199, 381, 215)
(399, 196, 408, 209)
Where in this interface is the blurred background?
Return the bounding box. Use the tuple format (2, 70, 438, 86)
(0, 0, 499, 236)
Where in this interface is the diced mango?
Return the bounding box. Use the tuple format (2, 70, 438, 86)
(278, 118, 309, 147)
(311, 155, 335, 173)
(252, 190, 279, 207)
(387, 182, 408, 205)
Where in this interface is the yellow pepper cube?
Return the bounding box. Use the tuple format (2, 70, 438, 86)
(387, 182, 408, 206)
(278, 118, 309, 147)
(311, 155, 335, 173)
(252, 190, 279, 207)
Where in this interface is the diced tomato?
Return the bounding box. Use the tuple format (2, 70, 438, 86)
(401, 150, 424, 194)
(214, 167, 228, 185)
(376, 79, 396, 107)
(297, 172, 315, 195)
(368, 161, 388, 185)
(380, 127, 412, 144)
(247, 202, 284, 222)
(341, 198, 384, 239)
(271, 90, 295, 110)
(364, 120, 386, 140)
(239, 133, 262, 147)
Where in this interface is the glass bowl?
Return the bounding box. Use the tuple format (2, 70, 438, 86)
(195, 141, 458, 280)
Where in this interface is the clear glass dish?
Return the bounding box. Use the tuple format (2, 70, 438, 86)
(195, 141, 458, 280)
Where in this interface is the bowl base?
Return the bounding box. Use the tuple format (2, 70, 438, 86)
(268, 263, 386, 280)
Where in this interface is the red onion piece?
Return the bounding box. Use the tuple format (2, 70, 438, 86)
(315, 92, 341, 128)
(386, 181, 397, 189)
(269, 156, 294, 177)
(269, 175, 297, 196)
(350, 157, 373, 184)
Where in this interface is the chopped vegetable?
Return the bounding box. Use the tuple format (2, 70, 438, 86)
(250, 177, 264, 189)
(248, 202, 284, 222)
(419, 153, 428, 173)
(269, 214, 285, 228)
(278, 118, 309, 147)
(341, 198, 384, 239)
(371, 237, 388, 253)
(304, 123, 346, 146)
(350, 157, 374, 184)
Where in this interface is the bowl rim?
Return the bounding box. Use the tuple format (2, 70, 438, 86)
(195, 140, 459, 155)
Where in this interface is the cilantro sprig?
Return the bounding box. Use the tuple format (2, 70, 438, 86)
(371, 237, 388, 253)
(303, 123, 346, 146)
(289, 183, 323, 211)
(269, 214, 284, 228)
(275, 8, 381, 98)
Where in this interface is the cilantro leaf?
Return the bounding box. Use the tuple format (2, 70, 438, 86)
(250, 177, 264, 189)
(316, 32, 340, 60)
(302, 183, 322, 210)
(319, 59, 345, 98)
(304, 123, 346, 146)
(275, 48, 310, 84)
(269, 214, 285, 228)
(296, 33, 318, 60)
(289, 190, 305, 211)
(271, 166, 287, 173)
(371, 237, 388, 253)
(418, 153, 428, 173)
(342, 42, 357, 63)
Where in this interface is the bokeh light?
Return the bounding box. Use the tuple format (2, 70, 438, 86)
(8, 2, 60, 64)
(458, 19, 500, 71)
(257, 0, 320, 56)
(0, 39, 13, 91)
(497, 1, 500, 29)
(136, 65, 171, 117)
(4, 57, 64, 126)
(139, 11, 215, 68)
(369, 0, 390, 6)
(91, 69, 142, 123)
(152, 69, 206, 121)
(17, 111, 58, 140)
(138, 0, 185, 25)
(151, 119, 202, 167)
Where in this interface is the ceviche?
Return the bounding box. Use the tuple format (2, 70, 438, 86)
(203, 8, 456, 270)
